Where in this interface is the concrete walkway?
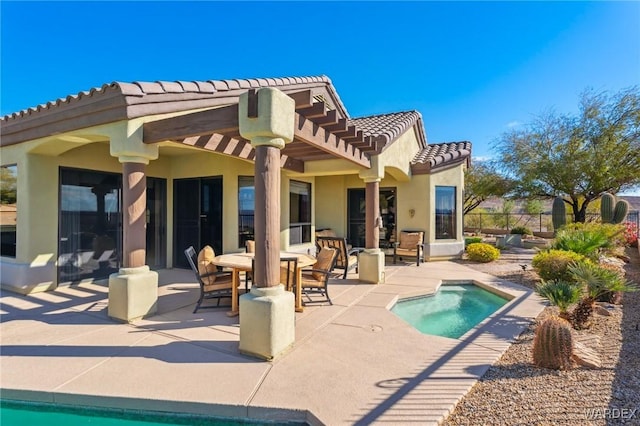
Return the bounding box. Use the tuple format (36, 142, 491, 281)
(0, 259, 546, 425)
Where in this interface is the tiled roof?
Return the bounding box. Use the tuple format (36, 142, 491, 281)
(1, 75, 348, 122)
(349, 111, 427, 150)
(411, 141, 471, 174)
(1, 76, 443, 163)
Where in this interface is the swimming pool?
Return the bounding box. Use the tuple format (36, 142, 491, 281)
(391, 284, 509, 339)
(0, 400, 305, 426)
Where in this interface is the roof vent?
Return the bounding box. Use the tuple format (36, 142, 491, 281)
(313, 94, 333, 111)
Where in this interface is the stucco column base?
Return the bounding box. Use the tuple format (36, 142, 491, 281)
(108, 266, 158, 323)
(239, 284, 295, 360)
(358, 249, 385, 284)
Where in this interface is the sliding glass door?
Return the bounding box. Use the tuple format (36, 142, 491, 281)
(58, 168, 122, 283)
(173, 177, 223, 268)
(58, 168, 167, 284)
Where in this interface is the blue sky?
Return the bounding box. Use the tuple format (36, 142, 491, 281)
(2, 1, 639, 191)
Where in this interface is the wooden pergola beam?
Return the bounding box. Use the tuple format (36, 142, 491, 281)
(322, 118, 348, 133)
(294, 114, 370, 168)
(144, 90, 316, 144)
(312, 109, 338, 126)
(296, 102, 326, 118)
(143, 104, 238, 144)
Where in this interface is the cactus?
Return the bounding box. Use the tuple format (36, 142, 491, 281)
(612, 199, 629, 224)
(532, 316, 574, 370)
(601, 193, 629, 224)
(551, 197, 566, 232)
(600, 193, 615, 223)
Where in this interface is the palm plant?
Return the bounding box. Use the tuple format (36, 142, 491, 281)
(568, 261, 638, 329)
(551, 227, 611, 260)
(535, 280, 582, 321)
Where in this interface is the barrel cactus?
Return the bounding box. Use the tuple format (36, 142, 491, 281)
(551, 197, 566, 232)
(532, 316, 574, 370)
(601, 193, 630, 224)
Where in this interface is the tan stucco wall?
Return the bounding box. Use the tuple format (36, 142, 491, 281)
(315, 175, 348, 236)
(427, 165, 465, 244)
(375, 129, 421, 182)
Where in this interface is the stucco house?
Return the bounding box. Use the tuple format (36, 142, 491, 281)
(0, 75, 471, 297)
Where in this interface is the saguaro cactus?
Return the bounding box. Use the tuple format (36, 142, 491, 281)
(551, 197, 566, 232)
(601, 193, 630, 224)
(600, 193, 615, 223)
(612, 199, 629, 224)
(532, 316, 574, 370)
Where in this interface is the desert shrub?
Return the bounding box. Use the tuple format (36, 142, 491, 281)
(510, 226, 532, 235)
(535, 280, 582, 320)
(550, 223, 621, 260)
(466, 243, 500, 262)
(464, 237, 483, 248)
(532, 249, 588, 282)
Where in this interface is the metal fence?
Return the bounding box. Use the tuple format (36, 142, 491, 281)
(464, 211, 640, 236)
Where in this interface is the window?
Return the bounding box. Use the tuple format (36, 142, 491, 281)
(435, 186, 456, 239)
(58, 168, 122, 282)
(0, 165, 17, 257)
(290, 180, 311, 244)
(238, 176, 255, 248)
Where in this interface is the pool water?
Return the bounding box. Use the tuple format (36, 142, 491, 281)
(0, 400, 302, 426)
(391, 284, 508, 339)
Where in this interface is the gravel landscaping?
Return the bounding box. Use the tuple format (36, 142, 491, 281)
(444, 246, 640, 426)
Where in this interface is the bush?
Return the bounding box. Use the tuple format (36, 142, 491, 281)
(532, 249, 588, 282)
(466, 243, 500, 262)
(535, 280, 582, 320)
(551, 223, 620, 260)
(510, 226, 532, 235)
(465, 237, 483, 248)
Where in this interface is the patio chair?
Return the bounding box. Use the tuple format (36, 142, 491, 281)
(300, 247, 339, 305)
(316, 236, 362, 279)
(393, 231, 425, 266)
(249, 257, 298, 292)
(184, 245, 233, 313)
(244, 240, 255, 288)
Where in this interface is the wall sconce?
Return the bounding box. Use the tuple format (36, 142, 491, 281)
(409, 208, 415, 218)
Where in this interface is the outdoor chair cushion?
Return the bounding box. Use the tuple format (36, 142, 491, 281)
(197, 245, 218, 285)
(300, 274, 324, 288)
(399, 232, 423, 250)
(313, 247, 337, 280)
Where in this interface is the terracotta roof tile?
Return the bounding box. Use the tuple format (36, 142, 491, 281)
(134, 82, 165, 94)
(2, 75, 341, 136)
(349, 111, 425, 150)
(411, 141, 472, 173)
(117, 82, 145, 96)
(158, 81, 185, 93)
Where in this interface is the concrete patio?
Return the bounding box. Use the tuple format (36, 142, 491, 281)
(0, 259, 546, 425)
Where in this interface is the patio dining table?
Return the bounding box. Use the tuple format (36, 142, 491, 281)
(212, 252, 317, 316)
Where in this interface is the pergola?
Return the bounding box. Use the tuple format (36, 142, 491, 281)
(118, 87, 385, 359)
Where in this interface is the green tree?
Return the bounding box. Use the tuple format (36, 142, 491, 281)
(0, 166, 17, 204)
(495, 87, 640, 222)
(463, 162, 514, 215)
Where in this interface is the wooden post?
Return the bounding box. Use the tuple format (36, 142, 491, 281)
(253, 145, 281, 288)
(122, 162, 146, 268)
(365, 180, 380, 249)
